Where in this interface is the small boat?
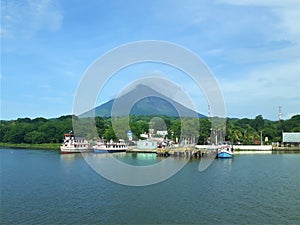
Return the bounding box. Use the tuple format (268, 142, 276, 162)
(93, 139, 128, 153)
(60, 132, 93, 154)
(217, 141, 233, 158)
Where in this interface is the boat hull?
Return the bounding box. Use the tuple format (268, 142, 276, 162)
(93, 149, 127, 153)
(60, 150, 92, 154)
(217, 151, 233, 158)
(60, 147, 93, 154)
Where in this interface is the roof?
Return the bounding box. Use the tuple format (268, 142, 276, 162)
(282, 132, 300, 143)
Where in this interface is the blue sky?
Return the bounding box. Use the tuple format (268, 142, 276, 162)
(1, 0, 299, 120)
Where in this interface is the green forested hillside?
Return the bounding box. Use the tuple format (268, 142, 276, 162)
(226, 115, 300, 144)
(1, 114, 299, 145)
(0, 116, 73, 144)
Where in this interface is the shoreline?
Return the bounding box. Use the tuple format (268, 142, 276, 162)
(0, 143, 60, 150)
(1, 143, 299, 152)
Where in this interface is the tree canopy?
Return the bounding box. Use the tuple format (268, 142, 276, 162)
(1, 114, 299, 145)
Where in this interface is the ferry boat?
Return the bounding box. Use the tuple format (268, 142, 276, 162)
(93, 139, 128, 153)
(217, 141, 234, 158)
(60, 132, 93, 154)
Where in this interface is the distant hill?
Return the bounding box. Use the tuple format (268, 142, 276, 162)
(82, 84, 205, 118)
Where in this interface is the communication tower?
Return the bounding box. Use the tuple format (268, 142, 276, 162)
(278, 106, 282, 121)
(208, 104, 211, 118)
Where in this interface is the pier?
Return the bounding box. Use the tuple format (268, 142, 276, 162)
(126, 147, 157, 154)
(157, 147, 207, 158)
(127, 146, 209, 158)
(126, 144, 300, 158)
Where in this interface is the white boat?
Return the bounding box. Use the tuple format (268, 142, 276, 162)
(217, 141, 234, 158)
(93, 139, 128, 153)
(60, 132, 92, 154)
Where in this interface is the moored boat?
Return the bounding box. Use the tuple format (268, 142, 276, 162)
(93, 139, 128, 153)
(60, 132, 93, 154)
(217, 141, 233, 158)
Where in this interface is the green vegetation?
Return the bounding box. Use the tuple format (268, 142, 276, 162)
(0, 142, 60, 150)
(226, 115, 300, 145)
(1, 114, 299, 149)
(0, 115, 72, 144)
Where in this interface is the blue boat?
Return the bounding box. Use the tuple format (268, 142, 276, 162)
(217, 141, 233, 158)
(217, 150, 233, 158)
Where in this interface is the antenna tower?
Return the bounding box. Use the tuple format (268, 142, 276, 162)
(278, 106, 282, 121)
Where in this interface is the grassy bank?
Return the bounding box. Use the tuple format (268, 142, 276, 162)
(0, 142, 60, 150)
(272, 146, 300, 151)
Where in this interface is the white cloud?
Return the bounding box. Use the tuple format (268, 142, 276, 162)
(161, 0, 299, 66)
(216, 0, 300, 41)
(1, 0, 63, 39)
(223, 60, 299, 97)
(220, 59, 300, 119)
(213, 0, 300, 119)
(225, 42, 299, 64)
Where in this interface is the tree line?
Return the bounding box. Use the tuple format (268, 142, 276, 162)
(1, 114, 299, 145)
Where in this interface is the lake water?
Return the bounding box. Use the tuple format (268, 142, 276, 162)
(1, 148, 299, 224)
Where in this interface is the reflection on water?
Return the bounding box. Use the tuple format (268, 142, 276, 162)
(121, 153, 161, 166)
(91, 152, 126, 159)
(2, 149, 300, 224)
(60, 153, 84, 161)
(272, 150, 300, 154)
(234, 150, 272, 154)
(82, 152, 191, 186)
(85, 152, 163, 166)
(130, 153, 157, 160)
(218, 157, 233, 166)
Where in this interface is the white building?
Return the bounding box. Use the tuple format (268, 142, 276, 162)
(282, 132, 300, 146)
(140, 133, 149, 139)
(137, 140, 157, 150)
(157, 130, 168, 136)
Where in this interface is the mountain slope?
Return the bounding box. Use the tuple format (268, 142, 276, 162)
(82, 85, 205, 118)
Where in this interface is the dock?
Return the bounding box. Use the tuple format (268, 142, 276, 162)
(125, 144, 299, 158)
(126, 147, 157, 154)
(157, 148, 207, 158)
(127, 146, 209, 158)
